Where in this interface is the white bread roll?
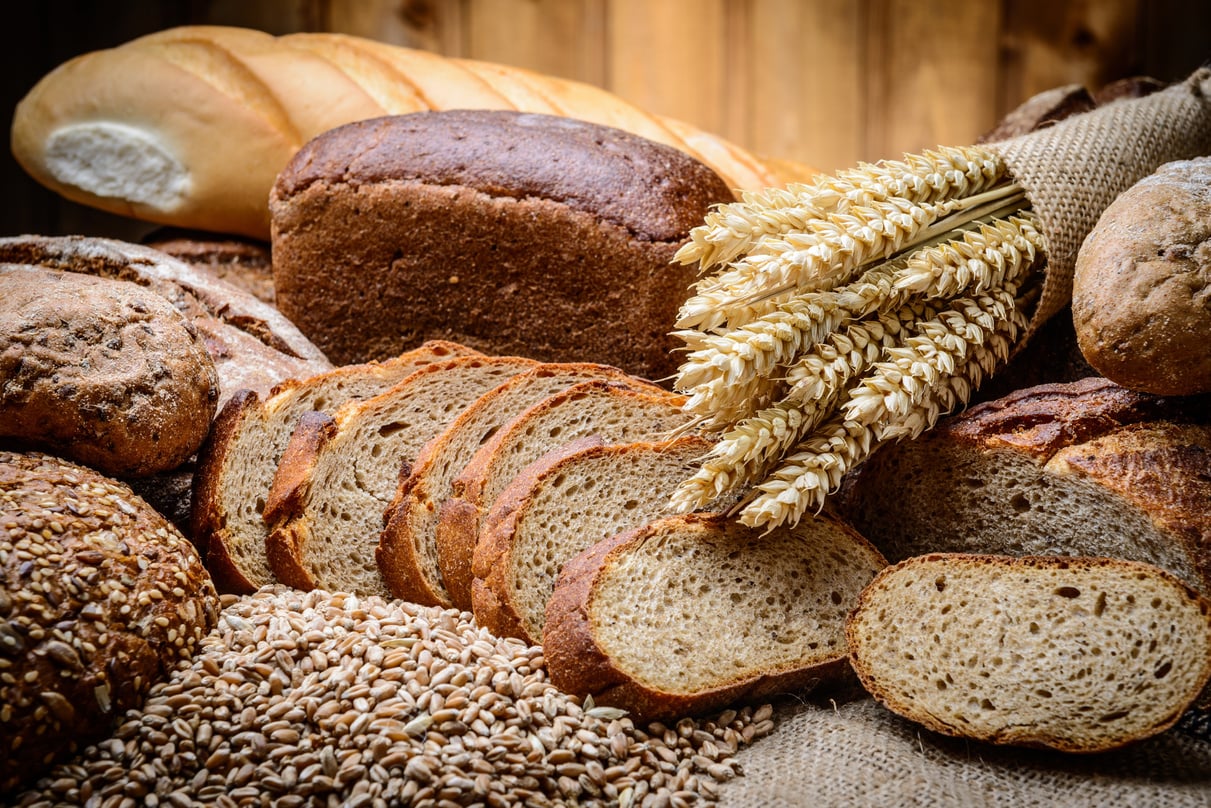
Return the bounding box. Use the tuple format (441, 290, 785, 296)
(12, 26, 795, 239)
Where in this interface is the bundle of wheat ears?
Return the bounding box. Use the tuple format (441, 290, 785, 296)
(668, 145, 1046, 530)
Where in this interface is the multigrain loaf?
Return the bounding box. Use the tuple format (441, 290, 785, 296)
(1073, 156, 1211, 395)
(12, 26, 788, 239)
(376, 363, 662, 607)
(269, 110, 735, 375)
(0, 265, 217, 478)
(439, 381, 693, 610)
(837, 377, 1211, 594)
(0, 451, 219, 792)
(846, 553, 1211, 753)
(0, 234, 330, 407)
(264, 355, 537, 597)
(191, 340, 479, 594)
(472, 435, 726, 644)
(544, 513, 887, 722)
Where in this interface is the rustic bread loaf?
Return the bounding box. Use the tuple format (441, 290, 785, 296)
(11, 25, 790, 239)
(846, 553, 1211, 753)
(472, 435, 727, 644)
(0, 450, 220, 792)
(191, 340, 478, 594)
(0, 234, 331, 407)
(1073, 156, 1211, 395)
(544, 512, 886, 722)
(269, 109, 734, 375)
(143, 228, 275, 304)
(264, 355, 536, 597)
(0, 265, 218, 477)
(837, 377, 1211, 595)
(376, 363, 662, 607)
(439, 381, 693, 610)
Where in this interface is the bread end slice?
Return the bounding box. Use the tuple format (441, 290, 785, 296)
(846, 553, 1211, 753)
(544, 512, 887, 721)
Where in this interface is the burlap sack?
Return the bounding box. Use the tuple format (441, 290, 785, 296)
(984, 67, 1211, 340)
(720, 695, 1211, 807)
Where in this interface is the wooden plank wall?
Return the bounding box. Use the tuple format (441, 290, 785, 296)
(3, 0, 1207, 239)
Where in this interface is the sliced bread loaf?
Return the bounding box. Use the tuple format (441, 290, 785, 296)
(191, 340, 479, 593)
(836, 377, 1211, 594)
(544, 512, 887, 721)
(846, 553, 1211, 752)
(377, 363, 662, 607)
(471, 435, 725, 643)
(263, 355, 537, 596)
(438, 380, 693, 609)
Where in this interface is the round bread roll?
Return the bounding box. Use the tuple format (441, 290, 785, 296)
(1072, 157, 1211, 395)
(0, 451, 220, 793)
(0, 264, 219, 477)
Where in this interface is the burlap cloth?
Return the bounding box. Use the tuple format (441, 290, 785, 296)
(718, 68, 1211, 807)
(983, 67, 1211, 340)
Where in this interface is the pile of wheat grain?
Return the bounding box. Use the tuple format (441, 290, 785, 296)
(669, 145, 1046, 530)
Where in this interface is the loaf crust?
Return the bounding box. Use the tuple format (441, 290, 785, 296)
(270, 110, 735, 375)
(0, 265, 218, 477)
(0, 235, 330, 407)
(838, 377, 1211, 594)
(544, 513, 884, 722)
(0, 451, 219, 791)
(1073, 156, 1211, 395)
(143, 229, 276, 304)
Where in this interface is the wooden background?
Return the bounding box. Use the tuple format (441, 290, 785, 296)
(2, 0, 1207, 241)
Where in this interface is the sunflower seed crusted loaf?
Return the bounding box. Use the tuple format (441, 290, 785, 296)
(0, 451, 219, 792)
(471, 435, 726, 644)
(837, 377, 1211, 594)
(377, 363, 662, 607)
(191, 340, 479, 594)
(846, 553, 1211, 752)
(544, 512, 887, 722)
(264, 355, 536, 597)
(438, 381, 693, 610)
(269, 109, 735, 376)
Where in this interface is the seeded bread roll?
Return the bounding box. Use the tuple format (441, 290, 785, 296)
(1073, 156, 1211, 395)
(837, 377, 1211, 595)
(0, 265, 218, 477)
(0, 451, 220, 792)
(269, 110, 735, 376)
(544, 512, 886, 721)
(846, 553, 1211, 753)
(438, 380, 693, 610)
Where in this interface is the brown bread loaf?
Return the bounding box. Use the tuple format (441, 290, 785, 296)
(0, 265, 218, 477)
(11, 26, 788, 239)
(269, 110, 735, 376)
(1073, 156, 1211, 395)
(837, 377, 1211, 595)
(143, 228, 275, 304)
(846, 553, 1211, 753)
(0, 451, 219, 792)
(544, 512, 886, 722)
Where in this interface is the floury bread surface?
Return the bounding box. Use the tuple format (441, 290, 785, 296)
(270, 110, 735, 377)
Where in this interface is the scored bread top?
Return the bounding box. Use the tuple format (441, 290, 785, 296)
(544, 512, 886, 722)
(272, 110, 735, 243)
(845, 553, 1211, 753)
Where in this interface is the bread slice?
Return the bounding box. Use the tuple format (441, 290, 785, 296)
(543, 512, 887, 721)
(376, 363, 662, 607)
(191, 340, 479, 593)
(263, 355, 536, 596)
(837, 377, 1211, 595)
(438, 380, 693, 609)
(846, 553, 1211, 753)
(472, 435, 730, 643)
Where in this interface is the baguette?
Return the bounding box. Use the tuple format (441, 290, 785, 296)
(846, 553, 1211, 752)
(12, 25, 797, 239)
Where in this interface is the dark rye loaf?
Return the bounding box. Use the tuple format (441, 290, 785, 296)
(269, 110, 736, 377)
